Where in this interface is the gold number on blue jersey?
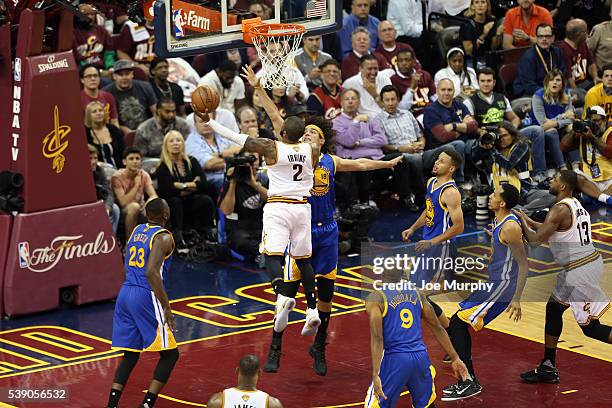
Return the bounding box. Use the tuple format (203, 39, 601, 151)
(128, 247, 145, 268)
(400, 308, 414, 329)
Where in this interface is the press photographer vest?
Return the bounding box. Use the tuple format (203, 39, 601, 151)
(470, 92, 507, 126)
(492, 143, 532, 192)
(579, 127, 612, 182)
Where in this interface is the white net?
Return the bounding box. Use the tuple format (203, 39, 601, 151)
(250, 24, 305, 89)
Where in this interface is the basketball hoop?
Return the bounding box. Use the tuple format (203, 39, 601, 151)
(242, 19, 306, 89)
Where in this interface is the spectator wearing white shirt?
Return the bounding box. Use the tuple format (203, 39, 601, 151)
(434, 47, 479, 98)
(185, 110, 242, 194)
(386, 0, 426, 50)
(343, 54, 392, 117)
(198, 60, 246, 113)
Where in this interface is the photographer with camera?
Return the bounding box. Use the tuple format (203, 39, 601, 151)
(470, 122, 556, 214)
(561, 106, 612, 206)
(219, 152, 268, 261)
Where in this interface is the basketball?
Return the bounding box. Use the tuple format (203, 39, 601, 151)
(191, 85, 220, 113)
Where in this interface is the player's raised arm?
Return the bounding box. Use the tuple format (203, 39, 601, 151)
(420, 295, 468, 381)
(241, 65, 284, 137)
(518, 205, 567, 247)
(146, 232, 176, 331)
(365, 292, 387, 401)
(503, 221, 529, 322)
(334, 155, 403, 172)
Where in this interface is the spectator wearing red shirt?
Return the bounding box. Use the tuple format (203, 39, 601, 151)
(73, 3, 115, 75)
(341, 27, 391, 81)
(503, 0, 553, 49)
(80, 64, 119, 128)
(116, 17, 156, 75)
(373, 20, 418, 71)
(391, 49, 435, 118)
(306, 59, 343, 120)
(559, 18, 601, 90)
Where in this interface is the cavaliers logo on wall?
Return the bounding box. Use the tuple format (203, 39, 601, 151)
(42, 106, 71, 173)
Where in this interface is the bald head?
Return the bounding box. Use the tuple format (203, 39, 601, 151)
(566, 19, 588, 43)
(378, 20, 397, 44)
(437, 78, 455, 105)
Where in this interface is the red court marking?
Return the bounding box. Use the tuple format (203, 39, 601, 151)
(0, 312, 610, 407)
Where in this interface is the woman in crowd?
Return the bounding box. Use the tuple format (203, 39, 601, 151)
(460, 0, 500, 69)
(157, 131, 216, 250)
(530, 69, 577, 172)
(85, 101, 125, 168)
(434, 47, 479, 98)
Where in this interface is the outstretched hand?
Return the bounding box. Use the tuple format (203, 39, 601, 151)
(191, 103, 210, 122)
(241, 65, 261, 88)
(387, 155, 404, 169)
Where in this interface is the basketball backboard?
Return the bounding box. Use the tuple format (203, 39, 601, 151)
(153, 0, 342, 57)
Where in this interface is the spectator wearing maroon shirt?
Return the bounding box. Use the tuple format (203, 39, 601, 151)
(73, 3, 115, 75)
(373, 20, 418, 71)
(341, 27, 391, 81)
(391, 49, 435, 118)
(116, 17, 156, 75)
(559, 18, 601, 90)
(80, 64, 119, 128)
(89, 0, 128, 34)
(306, 59, 343, 120)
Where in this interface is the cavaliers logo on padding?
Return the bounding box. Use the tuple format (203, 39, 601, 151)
(311, 166, 330, 196)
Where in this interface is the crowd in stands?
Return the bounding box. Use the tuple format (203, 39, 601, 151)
(77, 0, 612, 260)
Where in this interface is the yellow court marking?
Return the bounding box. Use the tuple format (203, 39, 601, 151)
(561, 390, 578, 395)
(143, 390, 206, 406)
(0, 402, 18, 408)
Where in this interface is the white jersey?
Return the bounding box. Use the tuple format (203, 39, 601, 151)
(267, 141, 314, 201)
(222, 387, 269, 408)
(548, 197, 596, 267)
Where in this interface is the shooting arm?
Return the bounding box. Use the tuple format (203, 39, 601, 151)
(208, 119, 249, 147)
(254, 86, 285, 135)
(244, 137, 278, 164)
(431, 187, 464, 244)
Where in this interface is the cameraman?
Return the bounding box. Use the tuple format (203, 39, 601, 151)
(219, 152, 268, 260)
(561, 106, 612, 204)
(470, 122, 555, 213)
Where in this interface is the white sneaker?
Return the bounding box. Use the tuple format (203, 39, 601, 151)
(301, 308, 321, 336)
(273, 294, 295, 332)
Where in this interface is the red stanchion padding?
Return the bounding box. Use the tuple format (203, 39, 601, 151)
(0, 24, 11, 171)
(9, 49, 96, 213)
(0, 214, 13, 317)
(3, 201, 123, 317)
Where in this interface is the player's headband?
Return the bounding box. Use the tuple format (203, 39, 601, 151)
(305, 124, 324, 139)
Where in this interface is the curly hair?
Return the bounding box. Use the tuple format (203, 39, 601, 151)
(304, 115, 336, 154)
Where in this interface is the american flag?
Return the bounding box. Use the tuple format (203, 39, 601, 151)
(306, 0, 327, 18)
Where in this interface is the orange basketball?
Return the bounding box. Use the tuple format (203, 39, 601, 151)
(191, 85, 220, 113)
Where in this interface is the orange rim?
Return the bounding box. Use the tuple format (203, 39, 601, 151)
(248, 23, 306, 38)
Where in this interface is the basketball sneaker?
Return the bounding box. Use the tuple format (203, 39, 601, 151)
(520, 360, 560, 384)
(309, 342, 327, 376)
(263, 344, 282, 373)
(273, 294, 295, 333)
(301, 308, 321, 336)
(441, 379, 482, 401)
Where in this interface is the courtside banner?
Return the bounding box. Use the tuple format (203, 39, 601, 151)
(10, 51, 96, 213)
(3, 201, 123, 317)
(170, 0, 237, 38)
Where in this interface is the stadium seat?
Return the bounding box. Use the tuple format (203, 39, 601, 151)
(569, 87, 586, 108)
(510, 97, 532, 119)
(498, 63, 517, 99)
(192, 54, 208, 76)
(436, 26, 461, 66)
(124, 131, 136, 147)
(132, 66, 148, 81)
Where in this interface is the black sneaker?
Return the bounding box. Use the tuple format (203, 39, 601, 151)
(520, 361, 560, 384)
(309, 343, 327, 376)
(442, 354, 452, 364)
(263, 345, 281, 373)
(441, 379, 482, 401)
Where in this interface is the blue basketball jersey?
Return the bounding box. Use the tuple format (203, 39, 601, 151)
(488, 213, 520, 281)
(124, 223, 174, 290)
(423, 177, 458, 241)
(381, 285, 426, 354)
(309, 153, 337, 224)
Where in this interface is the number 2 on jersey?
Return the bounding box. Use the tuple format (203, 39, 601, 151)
(293, 164, 303, 181)
(400, 308, 414, 329)
(129, 247, 145, 268)
(576, 221, 590, 245)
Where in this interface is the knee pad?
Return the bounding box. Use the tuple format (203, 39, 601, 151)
(544, 300, 568, 337)
(282, 280, 301, 298)
(113, 351, 140, 385)
(317, 277, 335, 303)
(581, 320, 612, 343)
(153, 348, 179, 383)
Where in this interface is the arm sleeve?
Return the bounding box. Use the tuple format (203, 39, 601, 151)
(208, 119, 249, 146)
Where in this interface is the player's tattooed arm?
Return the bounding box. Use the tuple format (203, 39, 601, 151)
(518, 204, 568, 246)
(146, 232, 176, 331)
(421, 296, 468, 381)
(245, 137, 278, 165)
(241, 65, 285, 136)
